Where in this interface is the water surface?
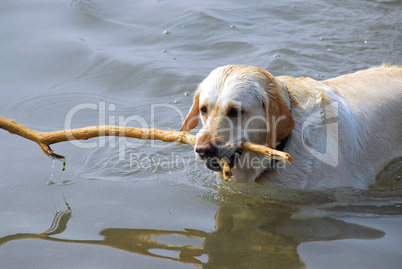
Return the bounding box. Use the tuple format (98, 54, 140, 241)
(1, 0, 401, 268)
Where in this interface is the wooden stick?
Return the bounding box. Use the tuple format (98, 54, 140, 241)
(0, 116, 292, 163)
(241, 141, 292, 163)
(219, 159, 232, 181)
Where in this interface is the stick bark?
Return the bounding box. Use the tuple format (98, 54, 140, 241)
(0, 116, 292, 164)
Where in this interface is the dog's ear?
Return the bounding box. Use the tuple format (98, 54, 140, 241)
(261, 72, 294, 148)
(180, 90, 200, 132)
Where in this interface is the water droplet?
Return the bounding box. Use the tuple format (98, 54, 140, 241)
(174, 100, 180, 104)
(108, 104, 116, 111)
(364, 40, 368, 44)
(60, 180, 75, 186)
(184, 92, 190, 97)
(273, 54, 280, 58)
(163, 30, 171, 35)
(163, 49, 168, 53)
(230, 25, 236, 29)
(49, 159, 55, 183)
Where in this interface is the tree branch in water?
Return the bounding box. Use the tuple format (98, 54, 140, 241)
(0, 116, 292, 177)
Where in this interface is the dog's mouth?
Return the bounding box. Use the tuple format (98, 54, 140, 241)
(202, 148, 243, 172)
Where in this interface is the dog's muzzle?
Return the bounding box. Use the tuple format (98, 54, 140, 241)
(195, 143, 243, 171)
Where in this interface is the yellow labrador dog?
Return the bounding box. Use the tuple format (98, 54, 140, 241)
(181, 64, 401, 190)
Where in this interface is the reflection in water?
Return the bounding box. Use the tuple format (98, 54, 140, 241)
(0, 203, 384, 269)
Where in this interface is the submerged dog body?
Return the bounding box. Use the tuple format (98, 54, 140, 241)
(181, 64, 402, 190)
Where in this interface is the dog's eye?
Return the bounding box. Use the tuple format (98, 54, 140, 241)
(200, 106, 208, 115)
(227, 108, 244, 118)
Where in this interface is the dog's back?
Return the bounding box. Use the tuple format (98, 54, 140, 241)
(276, 65, 401, 189)
(325, 64, 402, 164)
(324, 64, 401, 105)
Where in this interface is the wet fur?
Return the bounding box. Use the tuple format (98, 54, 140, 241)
(181, 64, 402, 190)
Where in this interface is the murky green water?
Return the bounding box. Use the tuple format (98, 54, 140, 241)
(1, 0, 401, 268)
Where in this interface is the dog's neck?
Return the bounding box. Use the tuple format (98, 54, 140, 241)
(276, 83, 292, 149)
(267, 83, 292, 170)
(284, 83, 293, 112)
(275, 135, 290, 152)
(265, 130, 291, 172)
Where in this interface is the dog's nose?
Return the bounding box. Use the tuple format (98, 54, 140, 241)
(195, 142, 217, 158)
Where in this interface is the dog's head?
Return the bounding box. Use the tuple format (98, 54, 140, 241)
(180, 65, 294, 182)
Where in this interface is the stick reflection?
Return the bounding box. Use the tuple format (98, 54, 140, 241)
(0, 204, 384, 268)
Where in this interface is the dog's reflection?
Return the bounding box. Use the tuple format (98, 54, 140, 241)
(210, 206, 385, 268)
(0, 204, 384, 268)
